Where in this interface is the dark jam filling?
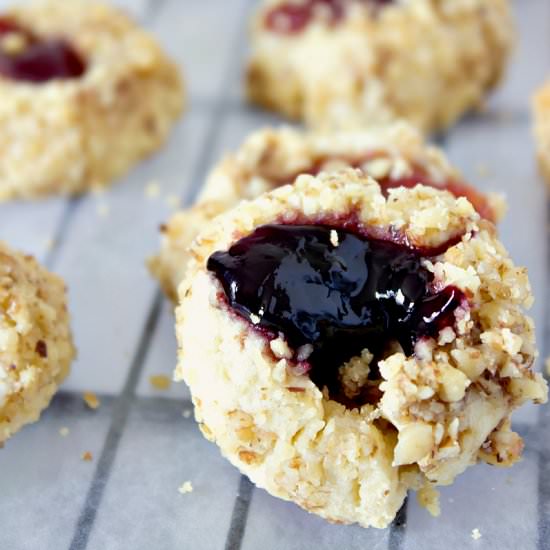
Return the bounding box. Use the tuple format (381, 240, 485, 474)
(208, 224, 465, 407)
(0, 16, 85, 83)
(265, 0, 393, 34)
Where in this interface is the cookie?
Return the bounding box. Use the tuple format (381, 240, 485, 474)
(246, 0, 513, 133)
(0, 242, 75, 444)
(533, 79, 550, 184)
(175, 171, 547, 528)
(0, 0, 184, 200)
(150, 123, 504, 302)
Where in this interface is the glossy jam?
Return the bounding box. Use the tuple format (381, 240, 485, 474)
(0, 17, 85, 83)
(265, 0, 393, 34)
(208, 224, 465, 401)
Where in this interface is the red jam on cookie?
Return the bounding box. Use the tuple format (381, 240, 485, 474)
(0, 16, 85, 83)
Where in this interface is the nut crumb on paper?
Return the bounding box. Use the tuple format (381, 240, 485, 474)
(145, 180, 161, 198)
(475, 163, 491, 177)
(416, 485, 441, 517)
(166, 195, 180, 209)
(471, 528, 482, 540)
(178, 481, 193, 494)
(149, 374, 171, 391)
(81, 451, 93, 462)
(83, 392, 100, 410)
(91, 184, 106, 197)
(59, 427, 70, 437)
(97, 203, 110, 217)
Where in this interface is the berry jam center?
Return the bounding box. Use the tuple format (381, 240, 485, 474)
(208, 224, 465, 405)
(0, 17, 85, 83)
(265, 0, 393, 34)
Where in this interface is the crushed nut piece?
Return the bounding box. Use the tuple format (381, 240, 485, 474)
(83, 392, 100, 410)
(145, 180, 161, 198)
(250, 313, 261, 325)
(178, 481, 193, 494)
(362, 157, 392, 179)
(97, 203, 110, 217)
(166, 194, 180, 209)
(471, 528, 482, 540)
(475, 163, 490, 177)
(1, 32, 28, 55)
(269, 336, 292, 359)
(296, 344, 313, 362)
(417, 485, 441, 517)
(149, 374, 171, 391)
(81, 451, 93, 462)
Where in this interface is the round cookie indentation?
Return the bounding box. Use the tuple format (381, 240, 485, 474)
(207, 223, 466, 407)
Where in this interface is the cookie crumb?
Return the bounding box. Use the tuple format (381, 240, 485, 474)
(471, 528, 482, 540)
(83, 392, 100, 410)
(91, 184, 107, 196)
(417, 485, 441, 517)
(81, 451, 93, 462)
(475, 163, 490, 177)
(145, 180, 161, 198)
(149, 374, 171, 391)
(249, 313, 261, 325)
(330, 229, 339, 247)
(178, 481, 193, 494)
(59, 427, 70, 437)
(166, 194, 180, 209)
(182, 409, 192, 419)
(296, 344, 313, 362)
(1, 32, 28, 55)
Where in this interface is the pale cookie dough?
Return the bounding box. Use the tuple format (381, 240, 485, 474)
(0, 242, 75, 444)
(246, 0, 513, 133)
(150, 123, 504, 302)
(533, 79, 550, 184)
(175, 171, 547, 529)
(0, 0, 184, 200)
